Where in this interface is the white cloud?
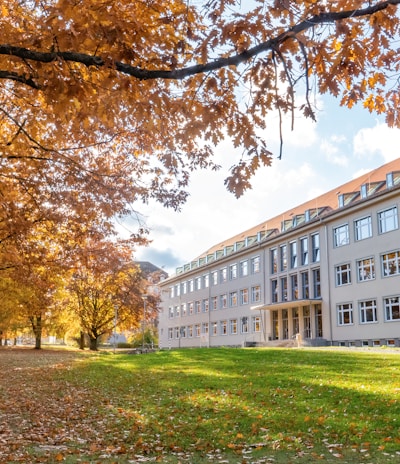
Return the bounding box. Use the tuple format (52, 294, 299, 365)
(353, 123, 400, 162)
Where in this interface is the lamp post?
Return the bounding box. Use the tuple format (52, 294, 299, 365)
(142, 295, 148, 351)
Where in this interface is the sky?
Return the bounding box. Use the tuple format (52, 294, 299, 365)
(127, 96, 400, 276)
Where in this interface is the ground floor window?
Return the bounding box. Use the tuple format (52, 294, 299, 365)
(272, 311, 279, 339)
(220, 320, 228, 335)
(252, 316, 261, 332)
(337, 303, 353, 326)
(384, 296, 400, 321)
(359, 299, 378, 323)
(230, 319, 238, 335)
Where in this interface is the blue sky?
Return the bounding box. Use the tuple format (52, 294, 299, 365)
(130, 95, 400, 276)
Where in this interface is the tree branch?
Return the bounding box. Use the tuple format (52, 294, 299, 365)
(0, 1, 398, 81)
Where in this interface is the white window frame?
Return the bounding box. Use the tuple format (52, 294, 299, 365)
(251, 256, 261, 274)
(357, 257, 375, 282)
(381, 250, 400, 277)
(335, 263, 351, 286)
(359, 299, 378, 324)
(384, 296, 400, 321)
(337, 303, 353, 326)
(354, 215, 372, 241)
(251, 285, 261, 303)
(333, 224, 350, 247)
(378, 206, 398, 234)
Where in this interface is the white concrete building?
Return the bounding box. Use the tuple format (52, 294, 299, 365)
(158, 159, 400, 348)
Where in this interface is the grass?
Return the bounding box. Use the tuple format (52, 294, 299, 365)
(0, 347, 399, 463)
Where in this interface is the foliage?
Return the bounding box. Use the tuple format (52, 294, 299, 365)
(0, 347, 399, 463)
(129, 326, 159, 348)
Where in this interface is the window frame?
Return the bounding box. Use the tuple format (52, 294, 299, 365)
(337, 303, 354, 326)
(333, 223, 350, 247)
(354, 215, 372, 241)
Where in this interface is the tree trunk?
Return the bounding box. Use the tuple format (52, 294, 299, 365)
(30, 314, 42, 350)
(89, 335, 98, 351)
(79, 331, 85, 350)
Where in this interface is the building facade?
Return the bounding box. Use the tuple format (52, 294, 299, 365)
(158, 159, 400, 349)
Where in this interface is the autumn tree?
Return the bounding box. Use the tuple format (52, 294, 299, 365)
(68, 239, 154, 350)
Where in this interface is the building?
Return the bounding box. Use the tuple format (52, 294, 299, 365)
(158, 159, 400, 349)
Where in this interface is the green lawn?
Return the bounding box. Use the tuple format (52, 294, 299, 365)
(1, 347, 399, 463)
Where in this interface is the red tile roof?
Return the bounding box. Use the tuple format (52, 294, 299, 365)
(197, 158, 400, 259)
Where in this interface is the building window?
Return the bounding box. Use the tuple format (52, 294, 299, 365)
(354, 216, 372, 241)
(280, 245, 287, 271)
(301, 271, 309, 299)
(220, 294, 227, 309)
(292, 308, 299, 335)
(202, 323, 209, 335)
(220, 267, 227, 283)
(251, 256, 261, 274)
(220, 320, 228, 335)
(378, 206, 398, 234)
(315, 304, 323, 337)
(211, 271, 218, 286)
(168, 328, 173, 339)
(311, 233, 320, 262)
(333, 224, 350, 247)
(240, 316, 249, 333)
(300, 237, 309, 266)
(252, 316, 261, 333)
(229, 263, 238, 280)
(280, 276, 288, 301)
(229, 291, 238, 307)
(195, 276, 202, 290)
(202, 299, 209, 312)
(168, 307, 174, 319)
(384, 296, 400, 321)
(337, 303, 353, 325)
(175, 306, 180, 317)
(359, 299, 378, 324)
(290, 241, 298, 269)
(211, 296, 218, 310)
(240, 260, 249, 277)
(335, 263, 351, 286)
(230, 319, 238, 335)
(180, 326, 187, 338)
(290, 274, 298, 300)
(272, 311, 279, 339)
(194, 301, 201, 313)
(211, 322, 218, 336)
(188, 302, 194, 315)
(182, 281, 187, 294)
(357, 257, 375, 281)
(382, 250, 400, 277)
(189, 279, 194, 292)
(282, 309, 288, 339)
(181, 303, 187, 317)
(240, 288, 249, 305)
(303, 306, 311, 338)
(270, 248, 278, 274)
(204, 274, 209, 288)
(188, 325, 193, 338)
(251, 285, 261, 303)
(271, 279, 278, 303)
(312, 268, 321, 298)
(195, 324, 201, 337)
(175, 284, 180, 297)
